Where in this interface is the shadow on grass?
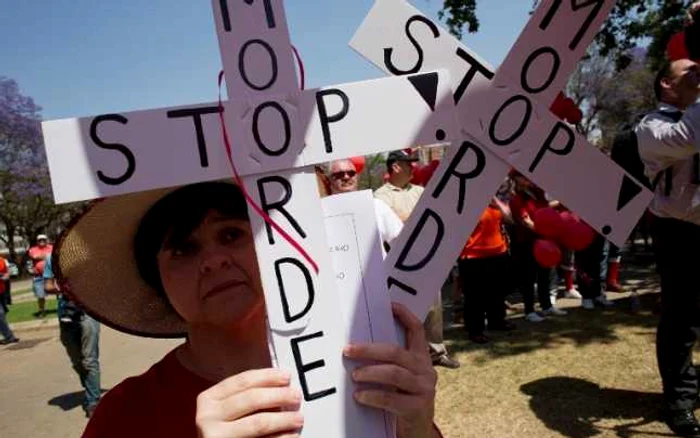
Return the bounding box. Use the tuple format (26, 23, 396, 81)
(521, 377, 669, 438)
(445, 252, 662, 361)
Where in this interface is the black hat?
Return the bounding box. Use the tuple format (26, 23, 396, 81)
(386, 149, 419, 168)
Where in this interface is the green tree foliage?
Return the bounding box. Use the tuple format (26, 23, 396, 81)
(566, 48, 656, 150)
(0, 76, 86, 265)
(358, 154, 388, 191)
(439, 1, 693, 69)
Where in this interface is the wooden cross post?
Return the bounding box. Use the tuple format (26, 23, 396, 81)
(350, 0, 654, 319)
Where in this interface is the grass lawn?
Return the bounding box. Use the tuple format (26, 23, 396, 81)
(5, 298, 58, 324)
(432, 250, 692, 437)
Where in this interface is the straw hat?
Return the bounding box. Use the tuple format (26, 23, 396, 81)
(55, 186, 189, 338)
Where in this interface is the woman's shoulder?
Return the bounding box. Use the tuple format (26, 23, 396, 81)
(82, 348, 199, 437)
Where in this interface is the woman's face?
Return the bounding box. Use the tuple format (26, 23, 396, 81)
(156, 210, 264, 329)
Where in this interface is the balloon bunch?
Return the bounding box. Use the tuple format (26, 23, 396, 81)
(532, 208, 596, 268)
(550, 92, 583, 125)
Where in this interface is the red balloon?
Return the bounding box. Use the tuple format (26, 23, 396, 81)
(667, 31, 689, 61)
(560, 219, 596, 251)
(533, 207, 564, 240)
(533, 239, 562, 268)
(410, 165, 425, 185)
(349, 156, 365, 174)
(559, 211, 578, 225)
(422, 160, 440, 185)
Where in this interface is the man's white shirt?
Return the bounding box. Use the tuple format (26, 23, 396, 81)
(636, 101, 700, 224)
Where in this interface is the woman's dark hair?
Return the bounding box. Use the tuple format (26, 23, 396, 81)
(134, 182, 249, 296)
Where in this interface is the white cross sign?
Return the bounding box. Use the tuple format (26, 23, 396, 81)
(350, 0, 654, 320)
(41, 1, 461, 436)
(39, 1, 654, 436)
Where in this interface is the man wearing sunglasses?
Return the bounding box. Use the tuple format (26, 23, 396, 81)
(327, 158, 403, 255)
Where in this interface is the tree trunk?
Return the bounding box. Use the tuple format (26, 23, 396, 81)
(5, 226, 17, 265)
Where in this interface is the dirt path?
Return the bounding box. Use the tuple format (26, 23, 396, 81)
(0, 326, 179, 438)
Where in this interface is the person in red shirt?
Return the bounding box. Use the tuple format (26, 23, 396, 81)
(54, 181, 442, 438)
(509, 173, 567, 322)
(28, 234, 53, 317)
(0, 256, 19, 345)
(459, 197, 516, 344)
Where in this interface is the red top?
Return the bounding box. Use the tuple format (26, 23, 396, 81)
(84, 348, 444, 438)
(28, 244, 53, 277)
(461, 206, 507, 259)
(83, 349, 209, 438)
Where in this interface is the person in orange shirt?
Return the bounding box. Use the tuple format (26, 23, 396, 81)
(458, 197, 516, 344)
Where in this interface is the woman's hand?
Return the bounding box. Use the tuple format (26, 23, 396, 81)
(344, 303, 439, 438)
(196, 368, 303, 438)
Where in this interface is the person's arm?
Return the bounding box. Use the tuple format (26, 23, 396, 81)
(509, 196, 535, 231)
(548, 200, 562, 209)
(520, 214, 536, 232)
(637, 107, 700, 163)
(44, 278, 59, 294)
(43, 256, 59, 294)
(491, 197, 513, 224)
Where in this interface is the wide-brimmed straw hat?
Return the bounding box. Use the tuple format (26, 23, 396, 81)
(55, 185, 190, 338)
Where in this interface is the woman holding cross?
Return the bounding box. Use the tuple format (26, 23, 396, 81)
(54, 181, 441, 438)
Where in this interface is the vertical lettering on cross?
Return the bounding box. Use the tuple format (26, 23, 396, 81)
(539, 0, 606, 51)
(501, 0, 612, 114)
(431, 141, 486, 214)
(257, 176, 307, 245)
(213, 0, 295, 97)
(387, 209, 444, 296)
(211, 0, 299, 168)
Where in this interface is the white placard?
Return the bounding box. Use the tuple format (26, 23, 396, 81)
(42, 71, 457, 204)
(323, 190, 398, 438)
